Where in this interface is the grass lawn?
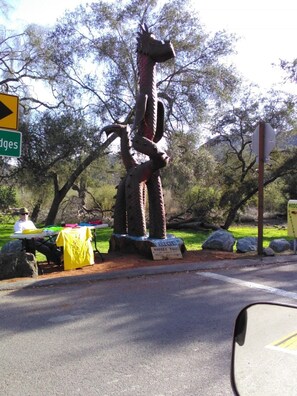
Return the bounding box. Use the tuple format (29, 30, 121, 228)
(0, 222, 292, 256)
(170, 225, 292, 250)
(229, 225, 292, 247)
(0, 224, 15, 250)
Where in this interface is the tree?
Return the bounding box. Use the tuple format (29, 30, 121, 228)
(280, 58, 297, 84)
(0, 22, 65, 111)
(1, 0, 240, 223)
(161, 130, 219, 218)
(0, 185, 17, 211)
(15, 110, 118, 224)
(208, 86, 297, 229)
(36, 0, 238, 133)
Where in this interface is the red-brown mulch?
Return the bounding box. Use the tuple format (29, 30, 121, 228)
(35, 249, 253, 280)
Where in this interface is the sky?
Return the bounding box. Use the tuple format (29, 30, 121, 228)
(2, 0, 297, 94)
(194, 0, 297, 94)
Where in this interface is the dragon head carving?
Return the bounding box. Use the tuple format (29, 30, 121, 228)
(136, 23, 175, 63)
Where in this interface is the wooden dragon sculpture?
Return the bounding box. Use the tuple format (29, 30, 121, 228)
(105, 24, 175, 239)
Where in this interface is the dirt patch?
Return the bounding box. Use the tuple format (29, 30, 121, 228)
(0, 249, 257, 285)
(34, 249, 255, 280)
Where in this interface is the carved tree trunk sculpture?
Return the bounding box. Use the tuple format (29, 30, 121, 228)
(105, 24, 175, 239)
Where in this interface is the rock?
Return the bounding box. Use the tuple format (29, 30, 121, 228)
(269, 238, 291, 253)
(1, 239, 23, 254)
(263, 247, 275, 256)
(289, 240, 297, 251)
(236, 237, 257, 253)
(0, 251, 38, 280)
(202, 230, 235, 252)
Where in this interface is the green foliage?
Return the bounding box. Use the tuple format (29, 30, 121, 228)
(163, 131, 218, 199)
(163, 189, 181, 215)
(264, 180, 287, 214)
(183, 185, 220, 221)
(0, 186, 17, 211)
(18, 112, 92, 180)
(87, 154, 126, 187)
(281, 172, 297, 203)
(92, 185, 116, 212)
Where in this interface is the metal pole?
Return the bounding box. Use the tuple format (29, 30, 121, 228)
(257, 121, 265, 255)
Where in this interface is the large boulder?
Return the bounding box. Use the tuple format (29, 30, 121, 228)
(0, 251, 38, 280)
(202, 230, 235, 252)
(289, 240, 297, 252)
(263, 247, 275, 256)
(269, 238, 291, 253)
(236, 237, 257, 253)
(1, 239, 23, 254)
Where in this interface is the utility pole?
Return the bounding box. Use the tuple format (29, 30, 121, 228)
(252, 121, 276, 256)
(257, 121, 265, 255)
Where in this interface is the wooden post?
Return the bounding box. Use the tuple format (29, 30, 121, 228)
(257, 121, 265, 255)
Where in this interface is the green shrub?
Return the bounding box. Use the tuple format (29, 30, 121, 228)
(94, 185, 116, 212)
(264, 181, 287, 214)
(183, 185, 220, 221)
(0, 186, 17, 211)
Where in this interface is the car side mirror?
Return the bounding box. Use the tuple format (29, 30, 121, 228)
(231, 302, 297, 395)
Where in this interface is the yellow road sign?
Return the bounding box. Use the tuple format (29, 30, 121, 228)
(0, 93, 19, 130)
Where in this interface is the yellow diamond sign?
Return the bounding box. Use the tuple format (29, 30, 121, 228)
(0, 93, 19, 130)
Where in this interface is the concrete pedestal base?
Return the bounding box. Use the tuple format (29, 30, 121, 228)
(109, 233, 186, 259)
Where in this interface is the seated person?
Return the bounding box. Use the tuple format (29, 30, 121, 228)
(14, 207, 62, 265)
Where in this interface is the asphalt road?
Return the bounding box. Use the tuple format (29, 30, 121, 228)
(1, 259, 297, 396)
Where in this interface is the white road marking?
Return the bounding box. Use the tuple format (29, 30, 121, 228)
(198, 272, 297, 300)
